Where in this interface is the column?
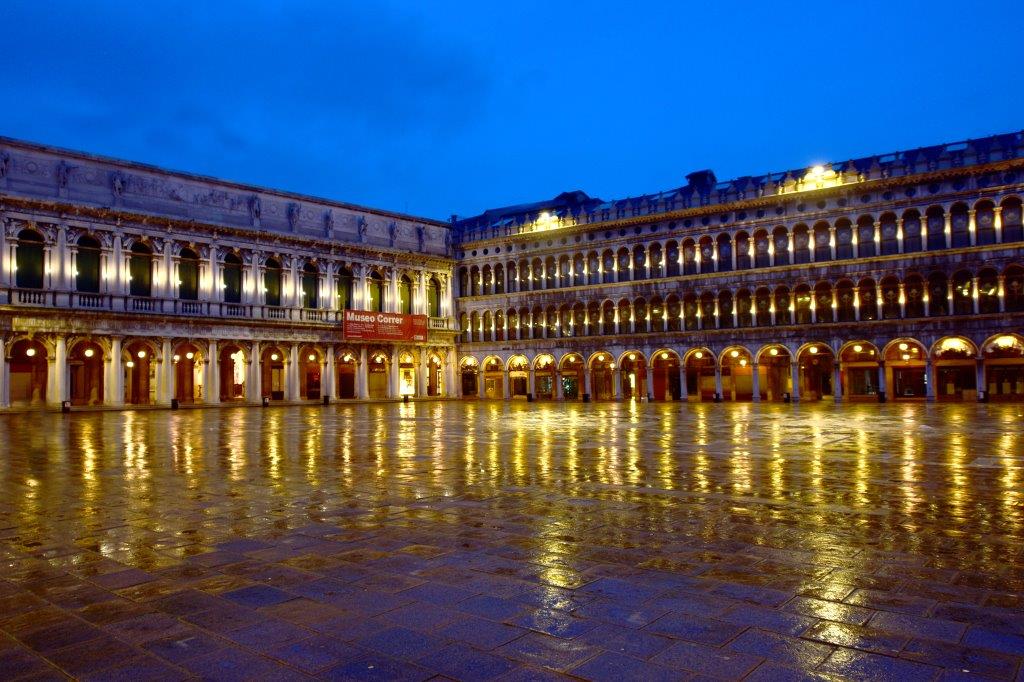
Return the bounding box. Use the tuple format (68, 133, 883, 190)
(106, 337, 124, 407)
(390, 352, 401, 398)
(944, 212, 952, 249)
(976, 359, 986, 401)
(790, 359, 801, 402)
(873, 220, 881, 254)
(730, 237, 738, 271)
(899, 284, 907, 318)
(528, 368, 536, 398)
(325, 349, 336, 401)
(877, 362, 887, 402)
(555, 371, 564, 400)
(679, 363, 688, 401)
(503, 370, 511, 400)
(972, 277, 980, 314)
(924, 359, 935, 401)
(158, 339, 173, 403)
(994, 206, 1004, 243)
(417, 348, 428, 398)
(248, 341, 262, 402)
(206, 340, 220, 404)
(853, 288, 861, 321)
(713, 364, 723, 402)
(286, 345, 299, 401)
(896, 217, 905, 254)
(0, 336, 7, 408)
(48, 336, 67, 406)
(998, 276, 1006, 312)
(751, 363, 760, 402)
(612, 368, 621, 400)
(645, 365, 654, 401)
(357, 347, 369, 399)
(968, 209, 977, 246)
(833, 363, 842, 402)
(876, 284, 883, 320)
(583, 365, 592, 398)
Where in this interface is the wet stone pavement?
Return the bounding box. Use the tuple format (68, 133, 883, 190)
(0, 401, 1022, 681)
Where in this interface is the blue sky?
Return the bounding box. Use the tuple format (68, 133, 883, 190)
(1, 1, 1020, 220)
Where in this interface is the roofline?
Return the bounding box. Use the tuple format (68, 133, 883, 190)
(0, 135, 448, 227)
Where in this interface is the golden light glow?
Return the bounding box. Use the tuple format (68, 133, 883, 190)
(308, 354, 316, 362)
(126, 360, 135, 368)
(995, 335, 1016, 349)
(271, 353, 280, 361)
(661, 352, 668, 360)
(628, 353, 636, 361)
(84, 348, 95, 358)
(770, 348, 779, 356)
(694, 351, 703, 359)
(730, 350, 739, 358)
(173, 354, 180, 362)
(853, 344, 863, 353)
(899, 342, 909, 351)
(137, 350, 146, 359)
(186, 352, 194, 360)
(25, 348, 36, 357)
(809, 347, 818, 355)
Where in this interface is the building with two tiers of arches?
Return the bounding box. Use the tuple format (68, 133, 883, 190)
(453, 132, 1024, 404)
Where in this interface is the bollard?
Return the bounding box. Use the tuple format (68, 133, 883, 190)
(323, 395, 330, 406)
(61, 400, 71, 413)
(877, 391, 886, 404)
(582, 393, 590, 403)
(403, 395, 410, 404)
(526, 394, 533, 402)
(262, 396, 270, 407)
(171, 398, 180, 410)
(783, 392, 791, 403)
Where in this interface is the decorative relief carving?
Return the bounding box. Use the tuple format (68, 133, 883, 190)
(287, 202, 301, 231)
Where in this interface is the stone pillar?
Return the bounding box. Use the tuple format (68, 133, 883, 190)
(924, 359, 935, 401)
(645, 365, 654, 401)
(417, 348, 428, 398)
(286, 345, 299, 401)
(876, 284, 884, 321)
(730, 238, 738, 271)
(713, 364, 723, 402)
(790, 359, 801, 402)
(878, 362, 887, 402)
(555, 371, 564, 400)
(679, 363, 688, 401)
(390, 352, 401, 398)
(157, 339, 172, 403)
(751, 363, 760, 402)
(325, 349, 336, 401)
(357, 347, 369, 399)
(899, 283, 907, 318)
(968, 209, 977, 246)
(48, 336, 67, 406)
(612, 368, 621, 400)
(972, 277, 980, 315)
(976, 359, 986, 401)
(503, 369, 511, 400)
(853, 288, 861, 321)
(998, 276, 1006, 312)
(994, 206, 1004, 243)
(944, 212, 952, 249)
(896, 217, 905, 254)
(583, 365, 592, 398)
(528, 368, 536, 398)
(106, 337, 124, 407)
(248, 341, 261, 402)
(833, 363, 842, 402)
(206, 340, 220, 404)
(0, 336, 7, 408)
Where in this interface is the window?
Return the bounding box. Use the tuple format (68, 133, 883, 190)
(369, 272, 384, 312)
(178, 248, 199, 300)
(427, 277, 441, 317)
(399, 275, 412, 314)
(129, 243, 152, 297)
(264, 258, 282, 306)
(76, 236, 101, 293)
(302, 263, 319, 309)
(15, 230, 44, 289)
(223, 253, 242, 304)
(337, 267, 353, 310)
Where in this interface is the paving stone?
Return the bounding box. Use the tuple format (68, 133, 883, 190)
(440, 616, 528, 650)
(569, 651, 680, 681)
(417, 642, 518, 680)
(649, 639, 763, 677)
(818, 647, 941, 681)
(726, 629, 834, 668)
(645, 611, 745, 646)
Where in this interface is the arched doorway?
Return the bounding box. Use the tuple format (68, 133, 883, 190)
(651, 350, 681, 401)
(684, 349, 715, 402)
(426, 353, 444, 397)
(460, 357, 479, 398)
(8, 338, 47, 404)
(720, 347, 754, 401)
(173, 343, 203, 403)
(982, 334, 1024, 401)
(534, 354, 556, 400)
(839, 342, 881, 401)
(933, 337, 978, 401)
(124, 340, 158, 405)
(589, 352, 614, 401)
(299, 347, 322, 400)
(68, 340, 104, 406)
(261, 346, 287, 401)
(397, 352, 416, 397)
(757, 345, 792, 402)
(479, 356, 503, 399)
(507, 356, 529, 399)
(883, 339, 926, 400)
(367, 352, 388, 399)
(218, 344, 247, 402)
(619, 352, 646, 400)
(336, 350, 357, 399)
(797, 344, 834, 401)
(559, 354, 584, 400)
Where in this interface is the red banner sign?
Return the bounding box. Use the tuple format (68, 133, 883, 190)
(343, 310, 428, 341)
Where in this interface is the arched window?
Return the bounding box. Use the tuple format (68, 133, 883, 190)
(834, 220, 854, 259)
(223, 252, 242, 304)
(792, 225, 810, 264)
(975, 201, 996, 246)
(76, 236, 101, 294)
(978, 269, 999, 314)
(301, 263, 319, 309)
(950, 204, 970, 248)
(264, 258, 282, 307)
(337, 266, 353, 310)
(880, 214, 899, 256)
(369, 272, 384, 312)
(772, 228, 790, 266)
(129, 243, 153, 297)
(178, 248, 199, 301)
(951, 271, 973, 315)
(902, 211, 922, 253)
(774, 287, 791, 325)
(794, 285, 812, 324)
(716, 234, 732, 271)
(836, 280, 856, 322)
(1004, 266, 1024, 312)
(15, 230, 44, 289)
(856, 217, 876, 258)
(926, 207, 946, 250)
(1001, 198, 1023, 242)
(399, 275, 412, 314)
(427, 277, 441, 317)
(880, 277, 900, 319)
(928, 273, 949, 316)
(718, 291, 734, 328)
(858, 278, 877, 321)
(814, 283, 833, 323)
(904, 275, 925, 318)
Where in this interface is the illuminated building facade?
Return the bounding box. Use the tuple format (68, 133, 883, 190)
(0, 138, 458, 409)
(453, 132, 1024, 403)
